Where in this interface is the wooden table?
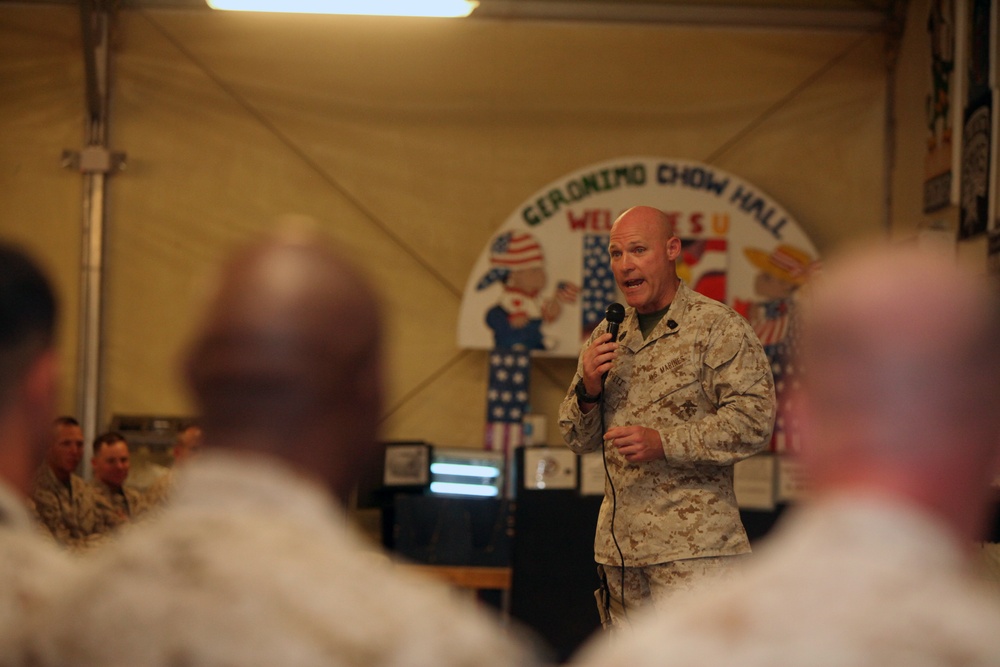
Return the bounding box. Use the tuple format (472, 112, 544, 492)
(400, 565, 513, 619)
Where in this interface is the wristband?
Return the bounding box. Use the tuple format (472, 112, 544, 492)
(575, 379, 602, 403)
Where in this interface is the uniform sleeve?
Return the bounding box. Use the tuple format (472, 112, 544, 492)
(31, 489, 73, 547)
(661, 312, 776, 466)
(558, 331, 606, 455)
(75, 484, 120, 551)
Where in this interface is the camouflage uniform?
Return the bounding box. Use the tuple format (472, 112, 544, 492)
(573, 497, 1000, 667)
(31, 465, 115, 551)
(144, 469, 174, 507)
(36, 451, 539, 667)
(91, 479, 153, 525)
(0, 480, 73, 665)
(559, 282, 775, 617)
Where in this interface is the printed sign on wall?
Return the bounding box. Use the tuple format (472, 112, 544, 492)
(459, 157, 820, 454)
(923, 0, 963, 212)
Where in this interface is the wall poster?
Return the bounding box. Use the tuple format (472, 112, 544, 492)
(458, 157, 821, 463)
(924, 0, 964, 212)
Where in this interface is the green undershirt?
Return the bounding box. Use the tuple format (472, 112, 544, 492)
(637, 303, 671, 339)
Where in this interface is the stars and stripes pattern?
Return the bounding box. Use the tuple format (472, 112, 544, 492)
(556, 280, 579, 304)
(582, 234, 617, 337)
(764, 301, 802, 454)
(753, 300, 791, 346)
(484, 350, 531, 454)
(490, 231, 544, 269)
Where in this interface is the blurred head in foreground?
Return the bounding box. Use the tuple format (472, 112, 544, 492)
(797, 243, 1000, 543)
(0, 244, 58, 498)
(185, 228, 383, 504)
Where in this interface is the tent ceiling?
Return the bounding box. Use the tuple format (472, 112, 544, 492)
(3, 0, 893, 30)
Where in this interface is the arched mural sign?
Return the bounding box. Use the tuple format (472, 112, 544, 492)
(459, 157, 820, 454)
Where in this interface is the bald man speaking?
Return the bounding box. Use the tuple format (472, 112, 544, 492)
(560, 205, 776, 630)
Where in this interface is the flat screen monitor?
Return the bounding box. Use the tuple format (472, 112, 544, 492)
(428, 447, 505, 498)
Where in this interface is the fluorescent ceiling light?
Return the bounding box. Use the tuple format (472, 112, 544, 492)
(207, 0, 478, 16)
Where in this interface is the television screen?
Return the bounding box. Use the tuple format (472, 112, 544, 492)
(428, 447, 505, 498)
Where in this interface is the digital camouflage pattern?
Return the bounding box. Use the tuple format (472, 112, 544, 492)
(31, 465, 116, 551)
(34, 452, 539, 667)
(91, 480, 154, 525)
(0, 480, 72, 666)
(143, 470, 173, 507)
(574, 499, 1000, 667)
(597, 556, 745, 626)
(560, 281, 776, 566)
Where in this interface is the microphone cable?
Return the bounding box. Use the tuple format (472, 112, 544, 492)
(600, 396, 628, 623)
(599, 302, 628, 624)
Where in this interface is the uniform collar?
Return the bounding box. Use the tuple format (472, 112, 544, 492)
(619, 281, 690, 351)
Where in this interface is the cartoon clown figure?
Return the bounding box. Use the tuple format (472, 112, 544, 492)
(476, 231, 577, 351)
(741, 244, 819, 452)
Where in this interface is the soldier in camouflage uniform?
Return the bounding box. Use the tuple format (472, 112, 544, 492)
(572, 244, 1000, 667)
(32, 417, 115, 551)
(35, 230, 540, 667)
(0, 244, 73, 664)
(90, 431, 152, 525)
(559, 206, 776, 630)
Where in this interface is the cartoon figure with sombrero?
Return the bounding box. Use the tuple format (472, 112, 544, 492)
(742, 244, 816, 347)
(739, 244, 819, 452)
(476, 231, 578, 351)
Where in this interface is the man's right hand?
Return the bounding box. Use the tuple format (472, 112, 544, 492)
(580, 332, 617, 399)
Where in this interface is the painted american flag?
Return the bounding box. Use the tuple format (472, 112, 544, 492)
(765, 301, 802, 454)
(484, 349, 531, 455)
(582, 234, 617, 338)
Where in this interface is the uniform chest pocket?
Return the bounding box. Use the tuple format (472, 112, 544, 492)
(648, 367, 700, 405)
(606, 362, 701, 414)
(639, 368, 703, 422)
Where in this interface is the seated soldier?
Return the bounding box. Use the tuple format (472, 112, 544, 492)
(32, 416, 115, 550)
(90, 431, 152, 525)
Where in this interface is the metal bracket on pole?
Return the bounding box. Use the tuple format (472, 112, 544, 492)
(61, 146, 127, 174)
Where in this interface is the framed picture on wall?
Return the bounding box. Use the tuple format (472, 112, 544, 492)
(383, 441, 431, 487)
(959, 89, 992, 239)
(957, 0, 993, 238)
(923, 0, 966, 212)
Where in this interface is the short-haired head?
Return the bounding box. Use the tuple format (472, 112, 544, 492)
(54, 415, 79, 429)
(173, 420, 203, 464)
(0, 243, 57, 406)
(47, 416, 84, 482)
(92, 430, 128, 456)
(0, 246, 59, 494)
(608, 206, 682, 313)
(91, 430, 130, 489)
(796, 242, 1000, 538)
(185, 226, 384, 502)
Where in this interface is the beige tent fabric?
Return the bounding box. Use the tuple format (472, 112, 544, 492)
(0, 6, 85, 414)
(0, 6, 885, 448)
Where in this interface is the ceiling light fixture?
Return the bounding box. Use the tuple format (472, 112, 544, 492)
(206, 0, 478, 17)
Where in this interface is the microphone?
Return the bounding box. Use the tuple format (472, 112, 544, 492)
(605, 303, 625, 341)
(602, 303, 625, 393)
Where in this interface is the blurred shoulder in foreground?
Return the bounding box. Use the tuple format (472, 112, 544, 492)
(33, 227, 541, 667)
(572, 243, 1000, 667)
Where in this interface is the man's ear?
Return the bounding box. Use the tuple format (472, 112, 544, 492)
(21, 348, 58, 475)
(23, 348, 57, 428)
(666, 235, 683, 261)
